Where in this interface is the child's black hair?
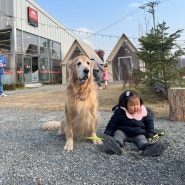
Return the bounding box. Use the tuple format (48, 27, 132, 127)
(112, 90, 143, 111)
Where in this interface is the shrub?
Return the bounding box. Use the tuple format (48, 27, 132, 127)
(3, 83, 16, 90)
(16, 83, 25, 89)
(3, 83, 25, 90)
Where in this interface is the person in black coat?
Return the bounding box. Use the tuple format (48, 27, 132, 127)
(103, 90, 164, 157)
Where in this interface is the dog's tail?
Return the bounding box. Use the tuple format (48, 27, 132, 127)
(42, 121, 60, 131)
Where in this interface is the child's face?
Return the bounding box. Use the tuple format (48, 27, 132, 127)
(127, 97, 141, 114)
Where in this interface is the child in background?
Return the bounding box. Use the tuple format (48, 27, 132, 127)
(102, 64, 109, 90)
(103, 90, 165, 157)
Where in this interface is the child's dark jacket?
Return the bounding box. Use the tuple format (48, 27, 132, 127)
(104, 107, 154, 138)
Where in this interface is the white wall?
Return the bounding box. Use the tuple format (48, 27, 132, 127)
(0, 0, 77, 59)
(0, 0, 13, 29)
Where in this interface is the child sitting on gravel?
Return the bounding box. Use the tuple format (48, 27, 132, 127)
(103, 90, 165, 157)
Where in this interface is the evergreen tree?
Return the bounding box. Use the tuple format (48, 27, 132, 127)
(137, 21, 185, 99)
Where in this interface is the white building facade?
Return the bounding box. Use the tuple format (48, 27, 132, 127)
(0, 0, 77, 84)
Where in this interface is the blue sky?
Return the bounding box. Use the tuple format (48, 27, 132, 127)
(34, 0, 185, 59)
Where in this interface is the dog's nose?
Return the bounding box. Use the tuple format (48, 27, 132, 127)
(83, 68, 89, 74)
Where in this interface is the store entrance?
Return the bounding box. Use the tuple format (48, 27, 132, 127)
(23, 56, 38, 83)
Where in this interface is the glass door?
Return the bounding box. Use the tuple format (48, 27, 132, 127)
(39, 58, 49, 82)
(23, 57, 32, 83)
(32, 57, 39, 82)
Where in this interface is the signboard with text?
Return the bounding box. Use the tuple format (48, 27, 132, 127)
(27, 7, 38, 27)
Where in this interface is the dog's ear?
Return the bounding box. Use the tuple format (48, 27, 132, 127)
(67, 60, 73, 75)
(67, 60, 75, 82)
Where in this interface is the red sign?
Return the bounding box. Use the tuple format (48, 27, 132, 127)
(27, 7, 38, 27)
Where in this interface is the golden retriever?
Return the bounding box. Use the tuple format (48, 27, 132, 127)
(42, 55, 102, 151)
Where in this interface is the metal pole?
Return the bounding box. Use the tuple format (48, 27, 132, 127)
(139, 1, 160, 34)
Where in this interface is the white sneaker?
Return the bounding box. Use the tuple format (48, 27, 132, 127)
(0, 93, 8, 97)
(98, 87, 102, 90)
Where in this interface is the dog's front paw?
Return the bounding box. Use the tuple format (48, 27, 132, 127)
(42, 121, 60, 131)
(64, 139, 73, 151)
(93, 139, 103, 145)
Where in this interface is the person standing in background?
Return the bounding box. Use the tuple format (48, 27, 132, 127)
(0, 49, 8, 97)
(91, 58, 104, 90)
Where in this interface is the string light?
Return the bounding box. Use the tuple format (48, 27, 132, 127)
(0, 7, 185, 46)
(0, 10, 134, 41)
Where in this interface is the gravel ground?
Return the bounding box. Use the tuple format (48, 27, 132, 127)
(1, 106, 185, 185)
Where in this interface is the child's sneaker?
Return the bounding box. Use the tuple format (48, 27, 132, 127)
(154, 129, 165, 136)
(141, 142, 165, 157)
(103, 134, 122, 155)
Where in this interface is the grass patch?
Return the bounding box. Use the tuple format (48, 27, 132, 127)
(98, 84, 169, 117)
(1, 83, 169, 118)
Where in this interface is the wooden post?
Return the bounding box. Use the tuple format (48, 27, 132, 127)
(168, 88, 185, 122)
